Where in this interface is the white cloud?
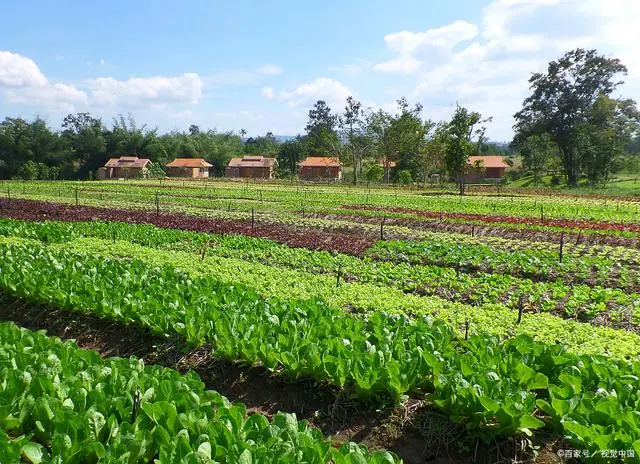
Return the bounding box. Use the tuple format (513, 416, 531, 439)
(0, 50, 87, 110)
(384, 20, 479, 55)
(276, 77, 353, 109)
(261, 86, 274, 99)
(87, 73, 203, 107)
(374, 55, 421, 74)
(259, 64, 283, 75)
(400, 0, 640, 140)
(374, 20, 478, 75)
(0, 51, 48, 87)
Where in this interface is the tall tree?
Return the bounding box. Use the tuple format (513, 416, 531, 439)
(340, 96, 364, 184)
(305, 100, 340, 156)
(517, 134, 556, 185)
(276, 136, 309, 177)
(514, 48, 628, 186)
(576, 95, 640, 185)
(443, 105, 491, 195)
(387, 98, 433, 174)
(62, 112, 106, 178)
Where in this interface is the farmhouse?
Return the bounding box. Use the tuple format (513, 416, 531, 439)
(465, 156, 509, 182)
(299, 157, 343, 181)
(98, 156, 151, 179)
(165, 158, 213, 178)
(226, 156, 275, 179)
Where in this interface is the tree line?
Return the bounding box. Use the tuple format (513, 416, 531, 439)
(1, 48, 638, 189)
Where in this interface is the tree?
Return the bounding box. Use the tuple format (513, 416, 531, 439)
(244, 132, 279, 155)
(414, 125, 447, 186)
(576, 95, 640, 185)
(443, 105, 491, 195)
(62, 112, 106, 178)
(341, 96, 364, 185)
(514, 49, 628, 186)
(364, 164, 384, 184)
(107, 114, 158, 158)
(517, 134, 556, 185)
(305, 100, 340, 156)
(276, 136, 308, 177)
(20, 161, 38, 180)
(386, 98, 434, 180)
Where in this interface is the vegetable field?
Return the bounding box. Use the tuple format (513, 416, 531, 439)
(0, 179, 639, 463)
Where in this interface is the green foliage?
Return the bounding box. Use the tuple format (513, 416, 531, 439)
(244, 132, 278, 156)
(19, 161, 38, 180)
(1, 240, 640, 452)
(147, 163, 166, 179)
(397, 169, 412, 185)
(576, 95, 640, 186)
(442, 104, 490, 195)
(364, 164, 384, 183)
(305, 100, 340, 156)
(0, 322, 396, 463)
(276, 136, 309, 177)
(517, 134, 557, 185)
(514, 48, 632, 186)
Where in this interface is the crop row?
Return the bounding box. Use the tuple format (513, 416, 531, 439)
(1, 241, 639, 454)
(0, 321, 395, 463)
(308, 211, 640, 253)
(7, 179, 639, 223)
(1, 218, 637, 331)
(367, 239, 639, 292)
(0, 197, 376, 255)
(1, 198, 637, 293)
(344, 205, 640, 234)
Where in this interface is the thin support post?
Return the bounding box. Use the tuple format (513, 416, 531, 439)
(559, 232, 565, 263)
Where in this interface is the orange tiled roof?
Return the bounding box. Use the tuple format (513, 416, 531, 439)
(104, 156, 151, 168)
(227, 156, 274, 168)
(299, 156, 341, 167)
(467, 156, 509, 169)
(166, 158, 213, 168)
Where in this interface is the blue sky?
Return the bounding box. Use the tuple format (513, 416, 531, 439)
(1, 0, 638, 141)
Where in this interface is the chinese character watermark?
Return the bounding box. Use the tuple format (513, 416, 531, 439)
(557, 449, 635, 460)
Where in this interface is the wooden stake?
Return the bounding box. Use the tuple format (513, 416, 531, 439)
(251, 208, 255, 228)
(155, 192, 160, 216)
(336, 264, 341, 287)
(559, 232, 565, 263)
(380, 219, 385, 240)
(517, 295, 524, 325)
(464, 318, 470, 341)
(471, 224, 475, 237)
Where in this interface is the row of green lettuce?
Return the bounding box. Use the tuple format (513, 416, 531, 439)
(0, 217, 637, 311)
(0, 321, 396, 464)
(0, 218, 637, 341)
(4, 211, 635, 291)
(9, 179, 639, 223)
(0, 241, 639, 454)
